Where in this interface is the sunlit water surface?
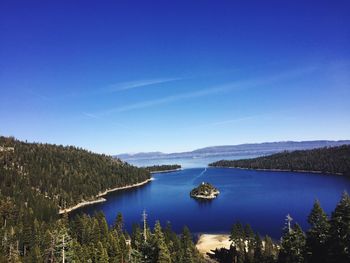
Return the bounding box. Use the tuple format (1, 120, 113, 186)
(74, 165, 350, 239)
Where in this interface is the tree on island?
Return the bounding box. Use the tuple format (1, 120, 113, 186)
(190, 182, 220, 199)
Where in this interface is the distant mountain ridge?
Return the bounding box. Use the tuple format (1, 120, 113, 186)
(115, 140, 350, 161)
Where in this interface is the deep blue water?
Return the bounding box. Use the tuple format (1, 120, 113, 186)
(73, 167, 350, 239)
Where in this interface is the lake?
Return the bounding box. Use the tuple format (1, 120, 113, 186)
(73, 166, 350, 239)
(119, 154, 262, 169)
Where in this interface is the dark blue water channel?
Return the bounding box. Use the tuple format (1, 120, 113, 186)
(73, 167, 350, 239)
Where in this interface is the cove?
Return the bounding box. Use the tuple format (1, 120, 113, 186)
(72, 167, 350, 239)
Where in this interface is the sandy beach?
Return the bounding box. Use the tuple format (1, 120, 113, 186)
(59, 177, 153, 214)
(196, 234, 231, 256)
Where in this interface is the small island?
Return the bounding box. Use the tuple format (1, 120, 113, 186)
(190, 182, 220, 200)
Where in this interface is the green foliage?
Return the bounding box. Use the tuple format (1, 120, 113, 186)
(153, 221, 172, 263)
(180, 226, 203, 263)
(96, 241, 109, 263)
(252, 234, 263, 263)
(145, 165, 181, 173)
(190, 182, 219, 199)
(0, 136, 150, 220)
(210, 145, 350, 175)
(262, 236, 277, 263)
(305, 200, 330, 263)
(212, 223, 278, 263)
(278, 223, 306, 263)
(113, 212, 124, 235)
(328, 192, 350, 263)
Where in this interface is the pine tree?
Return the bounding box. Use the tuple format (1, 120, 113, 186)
(181, 226, 195, 263)
(32, 219, 41, 248)
(141, 241, 156, 263)
(163, 222, 181, 262)
(230, 222, 244, 244)
(244, 224, 255, 263)
(95, 212, 109, 243)
(30, 245, 43, 262)
(278, 223, 306, 263)
(328, 192, 350, 263)
(253, 234, 263, 263)
(305, 200, 330, 263)
(118, 233, 129, 263)
(230, 222, 245, 262)
(153, 221, 171, 263)
(262, 235, 276, 263)
(5, 227, 20, 263)
(70, 240, 83, 263)
(43, 230, 56, 263)
(129, 248, 143, 263)
(107, 232, 122, 263)
(114, 212, 124, 235)
(22, 216, 33, 257)
(91, 218, 101, 244)
(96, 241, 109, 263)
(54, 218, 73, 263)
(131, 224, 143, 251)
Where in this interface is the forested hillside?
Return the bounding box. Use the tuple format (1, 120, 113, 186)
(0, 205, 204, 262)
(209, 145, 350, 176)
(0, 136, 150, 221)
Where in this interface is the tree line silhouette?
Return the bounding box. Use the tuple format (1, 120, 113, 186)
(210, 145, 350, 176)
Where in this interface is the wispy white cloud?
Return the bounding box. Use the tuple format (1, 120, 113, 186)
(29, 77, 180, 101)
(84, 66, 318, 117)
(105, 78, 180, 92)
(90, 84, 236, 117)
(82, 112, 99, 119)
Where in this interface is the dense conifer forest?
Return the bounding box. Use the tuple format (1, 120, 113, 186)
(145, 165, 181, 173)
(0, 136, 150, 218)
(0, 207, 204, 263)
(209, 145, 350, 176)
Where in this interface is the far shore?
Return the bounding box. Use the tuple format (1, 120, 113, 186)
(196, 234, 231, 256)
(150, 168, 182, 174)
(59, 177, 154, 214)
(210, 166, 343, 176)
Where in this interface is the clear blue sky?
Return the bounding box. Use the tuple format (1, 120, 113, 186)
(1, 0, 349, 154)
